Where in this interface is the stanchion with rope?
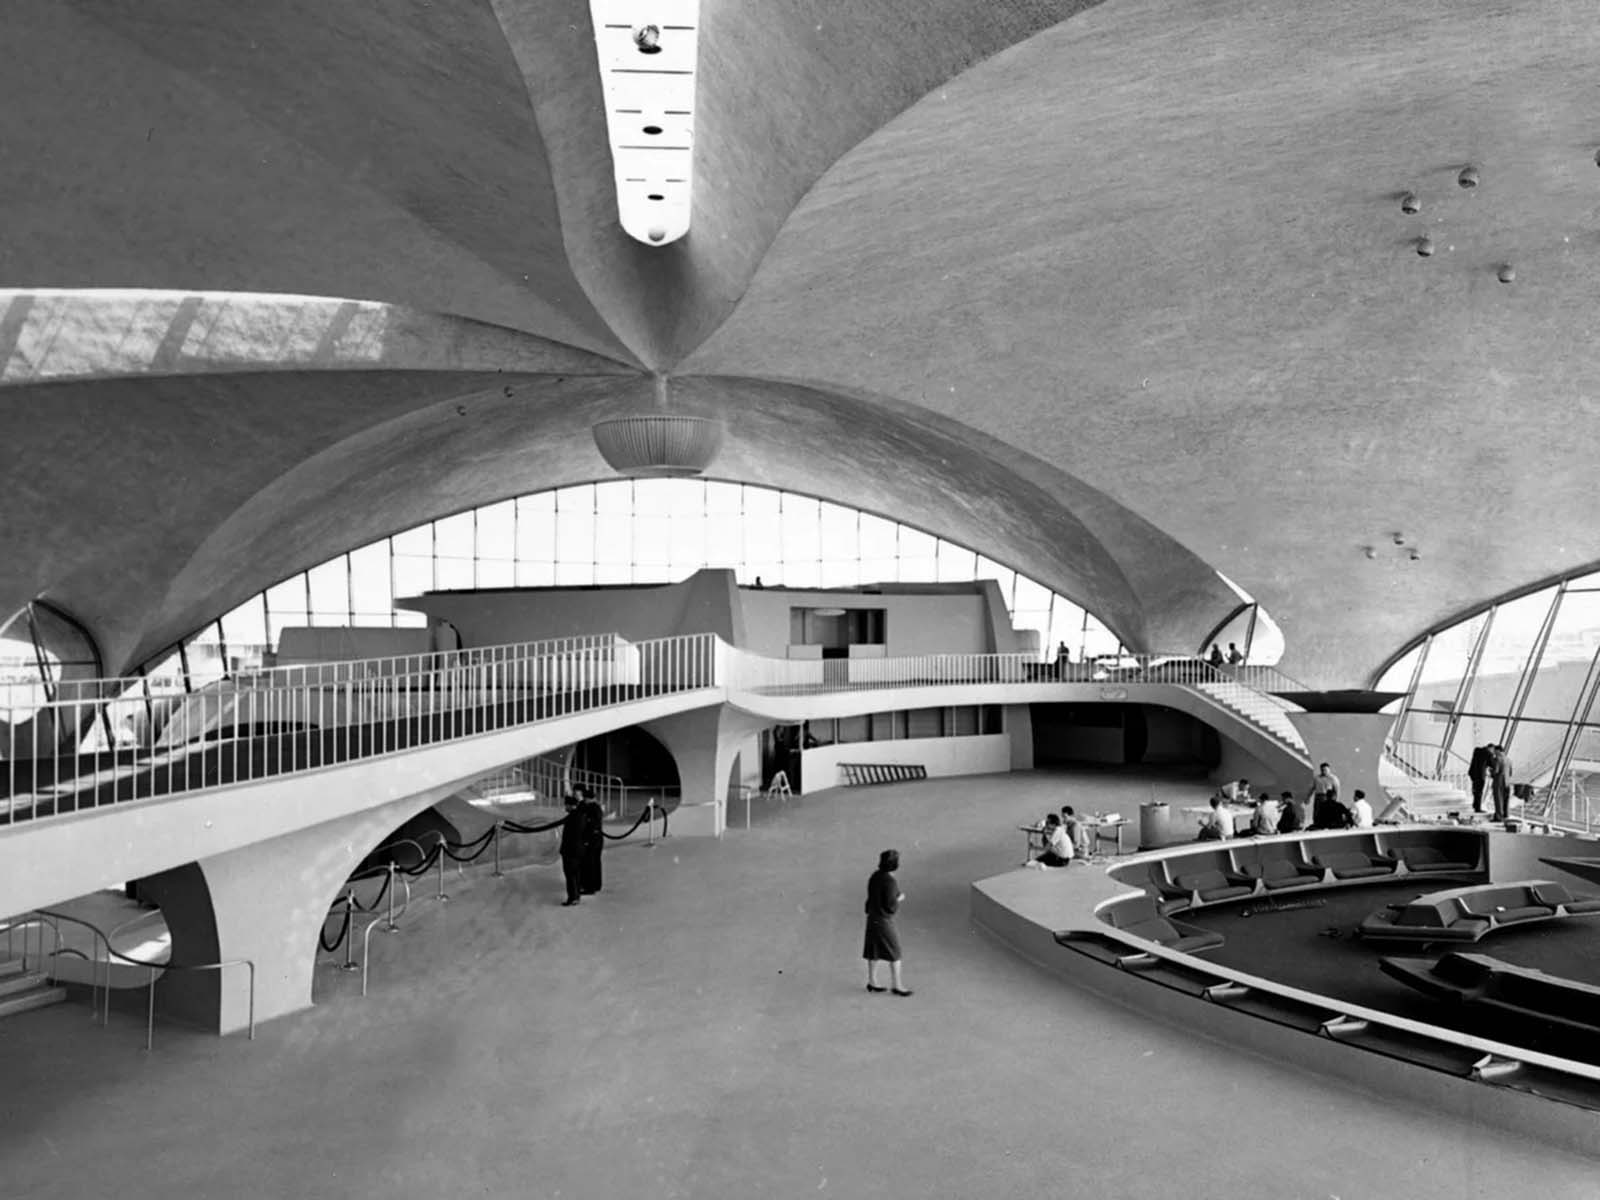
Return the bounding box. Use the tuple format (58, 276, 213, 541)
(492, 821, 503, 877)
(339, 892, 358, 972)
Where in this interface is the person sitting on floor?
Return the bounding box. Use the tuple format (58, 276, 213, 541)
(1312, 792, 1353, 830)
(1060, 805, 1090, 857)
(1197, 796, 1232, 841)
(1276, 790, 1303, 834)
(1251, 792, 1281, 836)
(1035, 814, 1075, 867)
(1350, 789, 1374, 829)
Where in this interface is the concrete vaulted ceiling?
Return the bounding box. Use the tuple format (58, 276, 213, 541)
(3, 0, 1599, 687)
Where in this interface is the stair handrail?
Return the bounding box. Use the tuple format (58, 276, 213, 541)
(32, 907, 113, 1026)
(107, 907, 169, 957)
(104, 947, 255, 1051)
(0, 915, 62, 978)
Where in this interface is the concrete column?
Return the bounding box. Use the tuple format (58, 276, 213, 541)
(141, 787, 458, 1033)
(640, 705, 768, 838)
(1284, 711, 1400, 813)
(1004, 704, 1034, 770)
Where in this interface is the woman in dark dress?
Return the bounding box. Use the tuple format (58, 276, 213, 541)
(863, 849, 912, 997)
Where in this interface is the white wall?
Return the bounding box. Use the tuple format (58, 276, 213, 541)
(737, 588, 993, 657)
(800, 733, 1011, 790)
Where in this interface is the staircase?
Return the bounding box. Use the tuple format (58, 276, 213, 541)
(1190, 681, 1308, 753)
(1378, 755, 1473, 820)
(0, 957, 66, 1020)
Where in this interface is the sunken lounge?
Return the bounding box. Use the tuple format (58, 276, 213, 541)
(972, 823, 1600, 1153)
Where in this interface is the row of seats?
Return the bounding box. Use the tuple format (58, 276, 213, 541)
(1145, 843, 1485, 912)
(1359, 880, 1600, 943)
(1381, 951, 1600, 1035)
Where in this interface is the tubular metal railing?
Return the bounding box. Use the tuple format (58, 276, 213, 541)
(33, 907, 113, 1025)
(1, 915, 62, 977)
(104, 948, 256, 1051)
(3, 631, 721, 826)
(6, 632, 1315, 835)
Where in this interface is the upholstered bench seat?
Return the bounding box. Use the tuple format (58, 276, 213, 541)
(1386, 845, 1478, 874)
(1312, 851, 1396, 880)
(1174, 869, 1254, 904)
(1091, 894, 1226, 955)
(1360, 879, 1600, 944)
(1243, 859, 1322, 890)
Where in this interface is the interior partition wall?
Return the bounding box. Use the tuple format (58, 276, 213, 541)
(1379, 568, 1600, 810)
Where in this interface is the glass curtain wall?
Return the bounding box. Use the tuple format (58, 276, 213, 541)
(140, 478, 1130, 691)
(1379, 568, 1600, 812)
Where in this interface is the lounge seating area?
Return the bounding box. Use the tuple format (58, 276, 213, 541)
(1087, 893, 1225, 955)
(1381, 845, 1481, 874)
(1359, 879, 1600, 944)
(1309, 849, 1397, 880)
(1380, 951, 1600, 1038)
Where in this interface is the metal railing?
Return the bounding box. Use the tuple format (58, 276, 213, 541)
(33, 907, 113, 1025)
(1, 915, 61, 977)
(6, 631, 1314, 834)
(104, 948, 256, 1051)
(3, 631, 721, 825)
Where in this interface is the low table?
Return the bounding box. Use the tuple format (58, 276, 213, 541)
(1087, 816, 1131, 855)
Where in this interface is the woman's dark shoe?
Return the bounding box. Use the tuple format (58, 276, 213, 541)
(892, 988, 914, 997)
(561, 899, 580, 907)
(866, 984, 887, 993)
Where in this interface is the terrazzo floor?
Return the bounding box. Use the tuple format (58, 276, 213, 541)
(1, 768, 1596, 1199)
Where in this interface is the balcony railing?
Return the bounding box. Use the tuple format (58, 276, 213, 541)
(2, 632, 720, 825)
(3, 634, 1309, 830)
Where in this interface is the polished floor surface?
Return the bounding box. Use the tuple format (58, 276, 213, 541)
(1, 769, 1596, 1199)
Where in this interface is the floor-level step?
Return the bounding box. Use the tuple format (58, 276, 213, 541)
(0, 970, 67, 1019)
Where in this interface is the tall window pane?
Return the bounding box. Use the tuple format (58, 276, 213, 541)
(434, 511, 474, 555)
(348, 542, 393, 616)
(475, 500, 516, 560)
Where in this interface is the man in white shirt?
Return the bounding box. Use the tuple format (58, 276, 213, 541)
(1350, 789, 1374, 829)
(1252, 794, 1281, 836)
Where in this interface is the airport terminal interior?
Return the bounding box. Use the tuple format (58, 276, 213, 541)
(4, 2, 1600, 1196)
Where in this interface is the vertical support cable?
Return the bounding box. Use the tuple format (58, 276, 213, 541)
(1500, 583, 1565, 754)
(1437, 613, 1494, 777)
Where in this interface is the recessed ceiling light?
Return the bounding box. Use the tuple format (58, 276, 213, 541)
(1400, 192, 1420, 215)
(1458, 166, 1479, 189)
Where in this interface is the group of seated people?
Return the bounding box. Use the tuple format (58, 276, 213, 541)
(1197, 777, 1375, 841)
(1034, 806, 1092, 866)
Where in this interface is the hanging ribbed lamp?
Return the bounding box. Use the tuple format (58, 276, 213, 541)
(591, 414, 724, 477)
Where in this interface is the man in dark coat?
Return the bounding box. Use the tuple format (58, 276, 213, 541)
(558, 792, 585, 906)
(579, 787, 605, 895)
(1490, 744, 1514, 822)
(1468, 744, 1492, 813)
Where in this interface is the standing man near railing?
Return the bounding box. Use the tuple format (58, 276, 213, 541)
(1468, 744, 1491, 815)
(579, 786, 605, 897)
(1490, 744, 1514, 823)
(559, 792, 585, 907)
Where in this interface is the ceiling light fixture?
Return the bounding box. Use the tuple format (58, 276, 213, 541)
(1400, 192, 1420, 215)
(1415, 236, 1434, 258)
(592, 414, 724, 477)
(1497, 264, 1516, 284)
(1458, 166, 1480, 189)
